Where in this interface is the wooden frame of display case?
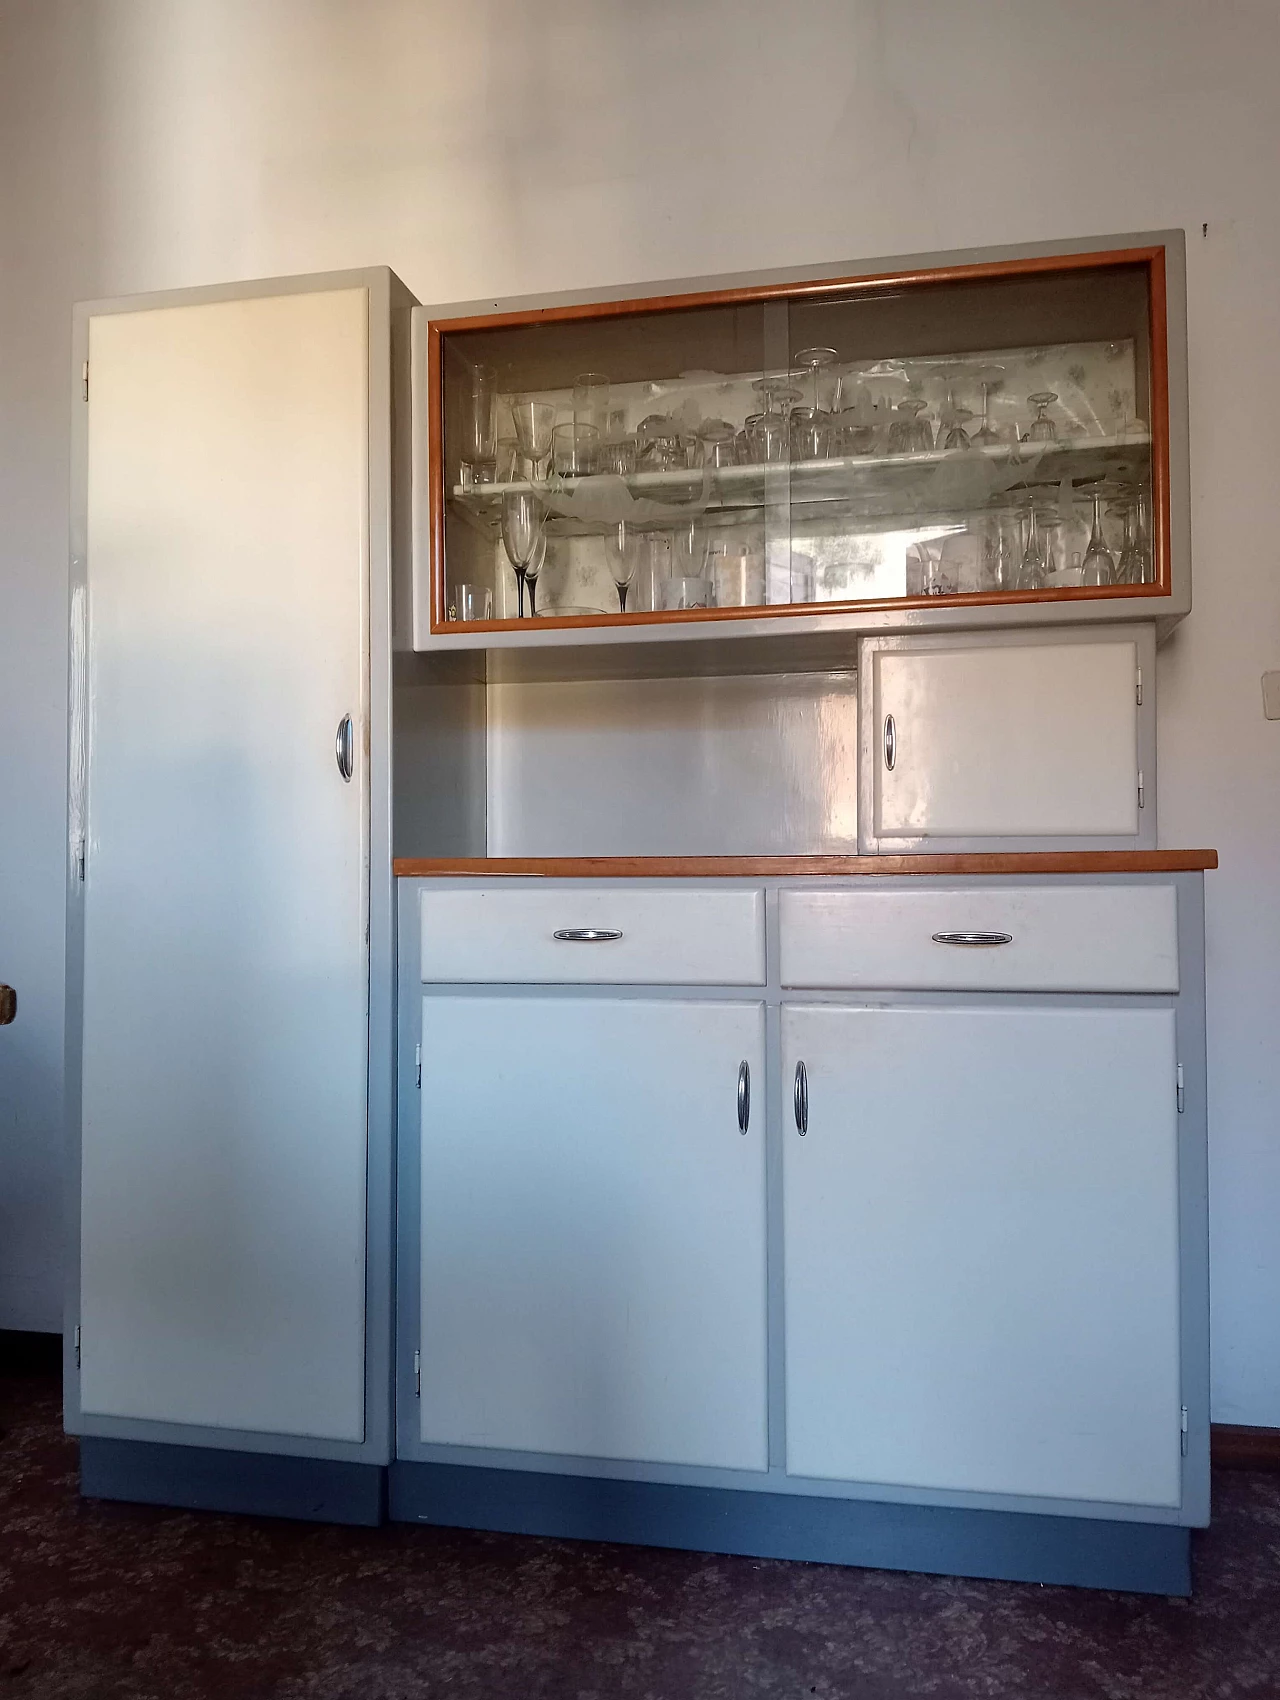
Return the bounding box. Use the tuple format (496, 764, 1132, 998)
(425, 245, 1171, 637)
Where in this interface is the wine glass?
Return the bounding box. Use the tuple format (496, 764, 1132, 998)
(792, 347, 840, 414)
(604, 520, 639, 612)
(1024, 391, 1058, 443)
(972, 380, 1002, 448)
(1080, 489, 1115, 587)
(1016, 502, 1047, 590)
(943, 406, 974, 451)
(889, 398, 933, 454)
(510, 399, 556, 479)
(523, 526, 546, 615)
(501, 489, 544, 617)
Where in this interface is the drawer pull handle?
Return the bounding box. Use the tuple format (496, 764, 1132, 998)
(552, 928, 623, 943)
(737, 1060, 751, 1134)
(793, 1060, 808, 1136)
(883, 713, 896, 771)
(931, 931, 1014, 948)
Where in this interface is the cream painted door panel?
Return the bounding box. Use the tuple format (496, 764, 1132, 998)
(78, 290, 370, 1441)
(783, 1003, 1182, 1506)
(419, 885, 765, 985)
(420, 995, 768, 1470)
(862, 635, 1142, 847)
(779, 885, 1179, 992)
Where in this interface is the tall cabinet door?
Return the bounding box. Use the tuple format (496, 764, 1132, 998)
(782, 1003, 1182, 1507)
(419, 996, 768, 1472)
(859, 631, 1152, 852)
(77, 289, 370, 1442)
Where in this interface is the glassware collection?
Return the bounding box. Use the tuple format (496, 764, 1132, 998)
(446, 334, 1155, 621)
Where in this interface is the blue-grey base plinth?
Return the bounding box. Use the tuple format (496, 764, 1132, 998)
(389, 1462, 1191, 1596)
(80, 1437, 385, 1527)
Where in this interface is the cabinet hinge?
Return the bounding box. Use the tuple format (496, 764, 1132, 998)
(81, 361, 89, 402)
(74, 837, 86, 882)
(415, 1044, 421, 1089)
(1136, 666, 1143, 707)
(74, 1324, 81, 1368)
(1176, 1063, 1186, 1114)
(1137, 770, 1145, 810)
(1180, 1404, 1189, 1456)
(413, 1349, 421, 1397)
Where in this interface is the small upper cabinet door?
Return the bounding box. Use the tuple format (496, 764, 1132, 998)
(419, 994, 768, 1471)
(859, 629, 1154, 852)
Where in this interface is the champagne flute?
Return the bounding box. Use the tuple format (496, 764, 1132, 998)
(1017, 502, 1047, 590)
(1080, 490, 1115, 587)
(510, 399, 556, 480)
(604, 520, 639, 612)
(524, 526, 546, 615)
(501, 489, 544, 617)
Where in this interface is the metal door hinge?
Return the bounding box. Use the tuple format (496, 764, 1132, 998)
(1180, 1405, 1189, 1456)
(81, 361, 89, 402)
(413, 1349, 421, 1397)
(74, 1325, 81, 1368)
(415, 1044, 421, 1089)
(74, 838, 85, 882)
(1136, 667, 1143, 707)
(1137, 771, 1145, 810)
(1176, 1063, 1186, 1114)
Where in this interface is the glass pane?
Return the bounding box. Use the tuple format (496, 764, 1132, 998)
(436, 258, 1156, 626)
(785, 262, 1154, 605)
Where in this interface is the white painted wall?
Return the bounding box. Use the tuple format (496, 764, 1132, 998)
(1, 0, 1276, 1423)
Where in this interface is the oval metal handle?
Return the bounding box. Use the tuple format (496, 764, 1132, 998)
(335, 714, 354, 783)
(793, 1060, 808, 1136)
(883, 713, 896, 771)
(552, 928, 623, 943)
(931, 931, 1014, 948)
(737, 1059, 751, 1134)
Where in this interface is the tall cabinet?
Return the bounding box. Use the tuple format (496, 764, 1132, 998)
(65, 269, 416, 1518)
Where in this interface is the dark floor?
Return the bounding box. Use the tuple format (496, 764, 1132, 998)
(2, 1348, 1279, 1700)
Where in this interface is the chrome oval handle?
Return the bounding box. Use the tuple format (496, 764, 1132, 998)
(552, 928, 623, 943)
(883, 713, 896, 771)
(793, 1060, 808, 1136)
(931, 931, 1013, 948)
(335, 714, 354, 782)
(737, 1059, 750, 1134)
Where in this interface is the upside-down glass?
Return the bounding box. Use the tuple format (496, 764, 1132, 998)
(697, 419, 738, 468)
(792, 347, 840, 413)
(500, 488, 545, 617)
(1016, 503, 1047, 590)
(943, 407, 975, 450)
(889, 398, 933, 454)
(1025, 391, 1058, 443)
(790, 407, 831, 461)
(973, 380, 1002, 447)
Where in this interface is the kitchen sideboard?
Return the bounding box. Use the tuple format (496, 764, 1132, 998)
(65, 231, 1215, 1594)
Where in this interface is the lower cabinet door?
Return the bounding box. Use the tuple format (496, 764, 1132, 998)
(419, 995, 768, 1471)
(782, 1002, 1182, 1507)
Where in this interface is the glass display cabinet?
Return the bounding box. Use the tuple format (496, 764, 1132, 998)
(412, 237, 1187, 652)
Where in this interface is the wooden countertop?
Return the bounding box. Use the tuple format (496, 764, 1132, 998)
(394, 851, 1218, 878)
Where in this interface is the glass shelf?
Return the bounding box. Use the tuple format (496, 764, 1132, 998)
(422, 246, 1171, 636)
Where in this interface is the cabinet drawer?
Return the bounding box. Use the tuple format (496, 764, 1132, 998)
(779, 885, 1179, 993)
(420, 885, 766, 985)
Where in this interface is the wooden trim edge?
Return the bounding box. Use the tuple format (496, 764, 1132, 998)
(1212, 1424, 1280, 1471)
(393, 851, 1218, 878)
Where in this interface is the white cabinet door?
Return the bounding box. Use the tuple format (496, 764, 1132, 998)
(78, 289, 370, 1442)
(860, 632, 1146, 849)
(782, 1003, 1182, 1507)
(420, 996, 768, 1471)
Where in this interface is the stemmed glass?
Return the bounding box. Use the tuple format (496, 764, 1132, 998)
(889, 398, 933, 454)
(524, 527, 546, 615)
(1016, 502, 1048, 590)
(501, 489, 545, 617)
(943, 406, 974, 450)
(1024, 391, 1058, 443)
(510, 399, 556, 480)
(792, 348, 839, 414)
(1080, 489, 1115, 587)
(604, 520, 639, 612)
(972, 380, 1002, 447)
